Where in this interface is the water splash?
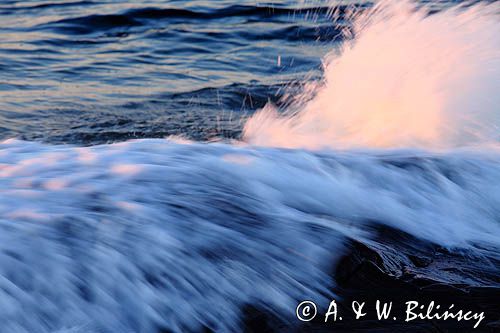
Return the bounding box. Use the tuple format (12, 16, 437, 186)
(244, 0, 500, 149)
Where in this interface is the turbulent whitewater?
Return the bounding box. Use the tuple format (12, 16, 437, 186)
(1, 139, 500, 332)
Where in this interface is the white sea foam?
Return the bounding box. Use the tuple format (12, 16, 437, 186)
(1, 138, 500, 331)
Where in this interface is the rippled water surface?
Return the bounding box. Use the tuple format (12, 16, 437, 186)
(0, 0, 345, 144)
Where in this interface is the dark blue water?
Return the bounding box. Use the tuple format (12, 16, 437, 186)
(0, 0, 346, 144)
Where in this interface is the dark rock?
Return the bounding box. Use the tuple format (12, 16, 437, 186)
(303, 225, 500, 332)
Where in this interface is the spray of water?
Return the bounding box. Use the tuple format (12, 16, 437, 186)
(244, 0, 500, 149)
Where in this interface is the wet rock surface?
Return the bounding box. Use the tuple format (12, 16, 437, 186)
(313, 226, 499, 332)
(245, 225, 500, 332)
